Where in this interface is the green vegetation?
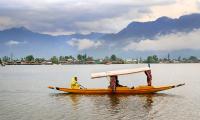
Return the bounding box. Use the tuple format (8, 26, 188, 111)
(35, 58, 45, 63)
(59, 55, 75, 61)
(2, 56, 10, 62)
(110, 54, 117, 61)
(76, 54, 95, 64)
(145, 55, 159, 63)
(77, 54, 87, 63)
(25, 55, 34, 62)
(102, 54, 124, 64)
(188, 56, 198, 61)
(0, 54, 199, 65)
(51, 56, 59, 64)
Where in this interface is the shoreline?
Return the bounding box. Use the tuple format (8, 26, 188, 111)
(1, 62, 200, 66)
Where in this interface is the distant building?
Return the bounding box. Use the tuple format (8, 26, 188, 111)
(125, 59, 137, 64)
(42, 61, 52, 65)
(86, 61, 95, 64)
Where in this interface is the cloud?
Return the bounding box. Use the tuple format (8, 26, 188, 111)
(123, 29, 200, 51)
(197, 1, 200, 10)
(67, 38, 102, 50)
(5, 40, 26, 46)
(0, 17, 15, 29)
(0, 0, 177, 33)
(137, 8, 152, 14)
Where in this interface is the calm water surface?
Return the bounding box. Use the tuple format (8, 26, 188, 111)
(0, 64, 200, 120)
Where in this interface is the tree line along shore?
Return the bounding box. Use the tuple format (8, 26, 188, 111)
(0, 54, 200, 65)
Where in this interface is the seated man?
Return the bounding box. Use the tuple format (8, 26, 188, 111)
(70, 76, 81, 89)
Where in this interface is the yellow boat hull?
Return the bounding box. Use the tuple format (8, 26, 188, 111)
(48, 84, 184, 94)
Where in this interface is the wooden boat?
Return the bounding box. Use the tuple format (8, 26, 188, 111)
(48, 67, 185, 94)
(48, 84, 185, 94)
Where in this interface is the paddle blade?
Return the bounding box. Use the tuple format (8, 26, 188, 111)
(172, 83, 185, 88)
(176, 83, 185, 87)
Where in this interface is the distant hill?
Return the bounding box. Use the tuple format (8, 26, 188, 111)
(1, 13, 200, 58)
(0, 27, 106, 57)
(1, 13, 200, 42)
(102, 13, 200, 41)
(0, 27, 105, 42)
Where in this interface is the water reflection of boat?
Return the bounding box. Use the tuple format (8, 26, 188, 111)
(48, 67, 185, 94)
(108, 95, 120, 109)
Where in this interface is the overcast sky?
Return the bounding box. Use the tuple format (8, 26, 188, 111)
(0, 0, 200, 35)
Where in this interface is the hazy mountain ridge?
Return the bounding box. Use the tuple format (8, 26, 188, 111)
(1, 13, 200, 42)
(0, 27, 104, 42)
(1, 13, 200, 58)
(102, 13, 200, 40)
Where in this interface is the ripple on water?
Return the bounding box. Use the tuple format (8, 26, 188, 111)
(1, 64, 200, 120)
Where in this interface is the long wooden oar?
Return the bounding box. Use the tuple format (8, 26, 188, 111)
(171, 83, 185, 88)
(80, 85, 87, 89)
(48, 85, 87, 89)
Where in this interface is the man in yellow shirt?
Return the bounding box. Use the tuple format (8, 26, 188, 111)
(70, 76, 81, 89)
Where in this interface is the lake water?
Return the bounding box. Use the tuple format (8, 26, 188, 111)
(0, 64, 200, 120)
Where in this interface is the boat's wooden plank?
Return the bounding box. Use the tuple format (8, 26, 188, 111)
(91, 67, 150, 79)
(52, 85, 174, 94)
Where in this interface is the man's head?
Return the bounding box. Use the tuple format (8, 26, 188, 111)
(114, 76, 118, 80)
(110, 75, 118, 80)
(74, 77, 77, 81)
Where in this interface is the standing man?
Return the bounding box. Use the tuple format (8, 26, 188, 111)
(145, 70, 152, 86)
(109, 76, 117, 93)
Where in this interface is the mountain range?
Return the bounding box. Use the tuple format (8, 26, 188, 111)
(1, 13, 200, 58)
(104, 13, 200, 41)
